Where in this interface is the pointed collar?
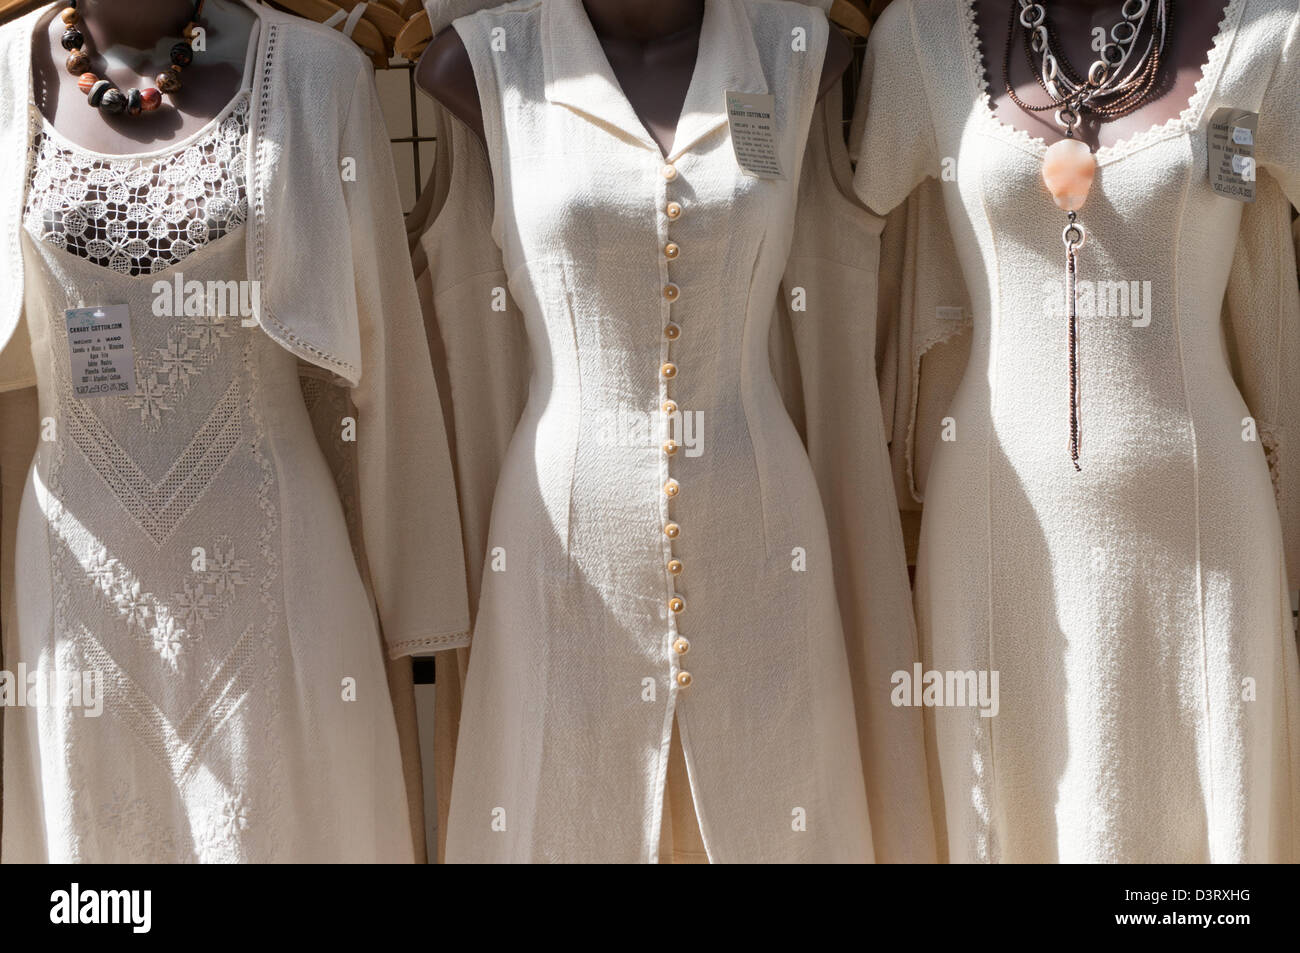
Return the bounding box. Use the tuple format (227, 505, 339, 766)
(541, 0, 769, 162)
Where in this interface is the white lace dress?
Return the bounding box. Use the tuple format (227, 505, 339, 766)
(3, 91, 414, 862)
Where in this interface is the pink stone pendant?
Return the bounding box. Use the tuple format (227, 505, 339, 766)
(1042, 138, 1096, 212)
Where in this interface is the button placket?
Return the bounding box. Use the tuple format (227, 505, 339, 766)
(655, 156, 691, 689)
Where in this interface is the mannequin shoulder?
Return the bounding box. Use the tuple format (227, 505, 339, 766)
(821, 23, 852, 98)
(415, 27, 483, 142)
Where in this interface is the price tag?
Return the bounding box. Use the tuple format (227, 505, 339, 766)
(725, 91, 784, 180)
(1207, 107, 1257, 203)
(65, 304, 136, 397)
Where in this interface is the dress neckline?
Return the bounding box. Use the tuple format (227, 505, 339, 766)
(562, 0, 713, 161)
(961, 0, 1243, 163)
(30, 88, 251, 163)
(573, 1, 710, 161)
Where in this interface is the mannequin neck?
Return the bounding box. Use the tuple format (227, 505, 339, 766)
(77, 0, 199, 51)
(582, 0, 704, 41)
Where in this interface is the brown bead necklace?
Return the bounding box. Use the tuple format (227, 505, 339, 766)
(59, 0, 204, 118)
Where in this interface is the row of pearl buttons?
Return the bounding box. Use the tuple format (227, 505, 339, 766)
(662, 160, 690, 691)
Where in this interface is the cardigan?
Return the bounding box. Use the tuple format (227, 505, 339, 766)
(0, 0, 471, 659)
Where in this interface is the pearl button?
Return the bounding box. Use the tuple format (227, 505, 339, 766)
(663, 283, 680, 301)
(660, 362, 677, 379)
(664, 241, 680, 259)
(666, 201, 682, 220)
(662, 400, 679, 415)
(664, 522, 680, 539)
(668, 596, 685, 614)
(662, 439, 679, 456)
(667, 558, 683, 575)
(676, 671, 693, 688)
(664, 479, 679, 497)
(661, 163, 678, 181)
(672, 637, 690, 655)
(664, 322, 681, 340)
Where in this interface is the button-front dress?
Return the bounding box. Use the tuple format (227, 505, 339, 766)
(446, 0, 875, 862)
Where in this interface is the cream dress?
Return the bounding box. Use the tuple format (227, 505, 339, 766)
(445, 0, 876, 862)
(855, 0, 1300, 862)
(4, 83, 412, 862)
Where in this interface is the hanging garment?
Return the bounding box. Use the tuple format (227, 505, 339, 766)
(443, 0, 878, 863)
(854, 0, 1300, 862)
(0, 1, 468, 862)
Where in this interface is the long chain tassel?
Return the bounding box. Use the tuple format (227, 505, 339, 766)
(1066, 213, 1081, 471)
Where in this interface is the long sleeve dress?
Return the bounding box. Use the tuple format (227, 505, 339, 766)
(854, 0, 1300, 862)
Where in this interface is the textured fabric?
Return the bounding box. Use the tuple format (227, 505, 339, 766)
(0, 1, 464, 862)
(443, 0, 876, 863)
(0, 385, 38, 847)
(413, 61, 935, 864)
(778, 83, 936, 863)
(297, 366, 429, 862)
(406, 100, 524, 863)
(0, 0, 470, 657)
(854, 0, 1300, 862)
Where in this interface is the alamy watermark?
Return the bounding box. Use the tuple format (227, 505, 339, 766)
(891, 663, 1000, 718)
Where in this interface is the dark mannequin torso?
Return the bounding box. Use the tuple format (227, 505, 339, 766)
(31, 0, 255, 155)
(972, 0, 1229, 151)
(416, 0, 853, 156)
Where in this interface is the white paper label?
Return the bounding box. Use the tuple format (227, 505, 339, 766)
(1207, 107, 1258, 203)
(725, 91, 783, 180)
(65, 304, 136, 397)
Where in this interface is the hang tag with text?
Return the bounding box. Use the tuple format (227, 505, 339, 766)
(725, 91, 784, 180)
(1207, 107, 1257, 203)
(65, 304, 136, 397)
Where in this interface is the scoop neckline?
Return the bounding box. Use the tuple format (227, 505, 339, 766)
(27, 10, 259, 162)
(31, 88, 250, 162)
(960, 0, 1243, 162)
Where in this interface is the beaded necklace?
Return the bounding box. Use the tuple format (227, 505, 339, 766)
(59, 0, 204, 118)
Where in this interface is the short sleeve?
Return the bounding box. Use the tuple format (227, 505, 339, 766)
(850, 0, 940, 216)
(1257, 9, 1300, 207)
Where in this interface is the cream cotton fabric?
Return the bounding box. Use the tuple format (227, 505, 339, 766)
(855, 0, 1300, 862)
(0, 0, 467, 861)
(441, 0, 882, 863)
(412, 80, 936, 861)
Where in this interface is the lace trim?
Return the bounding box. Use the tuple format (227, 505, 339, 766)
(388, 629, 474, 658)
(22, 92, 250, 276)
(960, 0, 1243, 163)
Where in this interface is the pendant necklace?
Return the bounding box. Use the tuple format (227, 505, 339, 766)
(1003, 0, 1171, 469)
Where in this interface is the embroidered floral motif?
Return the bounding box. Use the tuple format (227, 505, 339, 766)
(95, 778, 184, 863)
(172, 582, 216, 629)
(82, 536, 251, 671)
(124, 310, 239, 429)
(22, 93, 250, 276)
(202, 540, 250, 596)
